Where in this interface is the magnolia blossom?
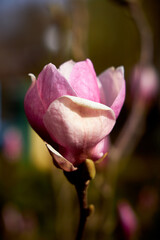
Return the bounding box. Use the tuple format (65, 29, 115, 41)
(131, 65, 159, 103)
(118, 200, 138, 240)
(24, 59, 125, 171)
(3, 127, 23, 161)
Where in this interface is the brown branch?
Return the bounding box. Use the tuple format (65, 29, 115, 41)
(129, 0, 153, 65)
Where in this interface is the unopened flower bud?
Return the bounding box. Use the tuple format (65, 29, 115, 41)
(3, 127, 23, 161)
(131, 65, 159, 104)
(117, 200, 138, 240)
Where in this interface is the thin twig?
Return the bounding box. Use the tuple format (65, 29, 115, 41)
(129, 0, 153, 65)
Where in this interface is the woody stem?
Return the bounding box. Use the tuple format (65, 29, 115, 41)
(75, 180, 90, 240)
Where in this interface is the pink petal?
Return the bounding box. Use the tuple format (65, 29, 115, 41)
(24, 81, 50, 142)
(95, 137, 110, 168)
(89, 137, 108, 161)
(43, 95, 115, 165)
(58, 60, 75, 80)
(46, 143, 77, 172)
(37, 63, 77, 109)
(66, 59, 100, 102)
(99, 66, 126, 118)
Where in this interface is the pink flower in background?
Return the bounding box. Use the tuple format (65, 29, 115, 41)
(118, 200, 138, 240)
(131, 65, 159, 104)
(2, 204, 37, 235)
(3, 127, 23, 161)
(24, 59, 125, 171)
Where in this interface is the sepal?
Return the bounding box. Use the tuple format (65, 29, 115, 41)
(46, 143, 77, 172)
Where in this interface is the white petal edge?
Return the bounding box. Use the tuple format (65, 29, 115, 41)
(59, 95, 117, 113)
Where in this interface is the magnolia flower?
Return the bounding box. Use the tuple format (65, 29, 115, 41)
(3, 127, 23, 161)
(117, 200, 138, 240)
(131, 65, 159, 103)
(24, 59, 125, 171)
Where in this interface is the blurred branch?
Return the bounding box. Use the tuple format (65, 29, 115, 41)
(102, 1, 155, 237)
(109, 0, 153, 65)
(109, 0, 154, 165)
(129, 0, 153, 65)
(70, 0, 89, 60)
(110, 101, 146, 164)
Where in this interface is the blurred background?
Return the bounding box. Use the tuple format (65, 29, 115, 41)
(0, 0, 160, 239)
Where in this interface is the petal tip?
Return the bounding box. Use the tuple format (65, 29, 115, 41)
(43, 63, 56, 72)
(28, 73, 36, 82)
(117, 66, 125, 76)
